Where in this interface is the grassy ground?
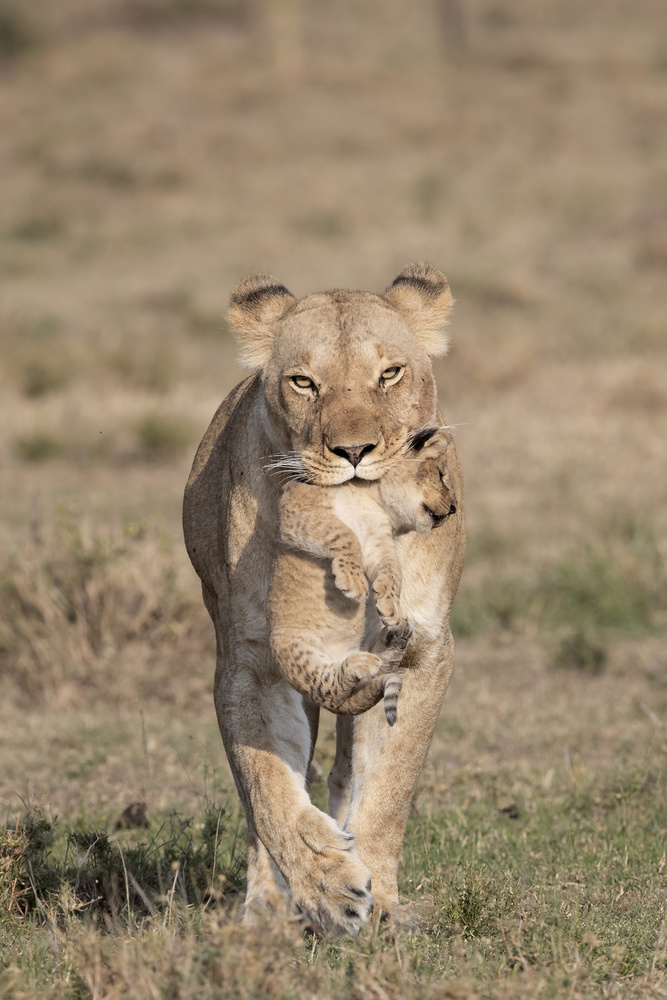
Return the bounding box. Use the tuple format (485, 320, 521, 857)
(1, 0, 667, 995)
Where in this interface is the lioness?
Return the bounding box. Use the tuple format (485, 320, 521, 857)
(183, 263, 465, 936)
(271, 427, 458, 727)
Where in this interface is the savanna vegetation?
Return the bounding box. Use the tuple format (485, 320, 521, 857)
(1, 0, 666, 996)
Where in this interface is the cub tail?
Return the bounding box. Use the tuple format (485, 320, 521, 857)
(383, 673, 402, 726)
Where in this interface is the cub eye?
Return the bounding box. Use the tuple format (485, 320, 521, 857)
(380, 366, 403, 386)
(291, 375, 315, 391)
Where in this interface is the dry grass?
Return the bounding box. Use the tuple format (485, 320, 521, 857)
(0, 515, 213, 709)
(1, 0, 667, 995)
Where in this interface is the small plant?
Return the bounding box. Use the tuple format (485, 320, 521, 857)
(79, 156, 138, 189)
(0, 2, 35, 59)
(122, 0, 248, 29)
(554, 628, 607, 674)
(135, 412, 195, 462)
(447, 869, 486, 937)
(0, 810, 55, 917)
(437, 864, 507, 939)
(10, 214, 65, 242)
(14, 430, 64, 463)
(20, 358, 71, 398)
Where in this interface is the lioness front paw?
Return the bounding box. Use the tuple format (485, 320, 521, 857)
(292, 809, 374, 938)
(332, 556, 369, 603)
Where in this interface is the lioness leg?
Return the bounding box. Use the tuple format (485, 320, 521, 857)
(328, 716, 353, 826)
(241, 824, 290, 923)
(215, 660, 374, 937)
(341, 635, 454, 913)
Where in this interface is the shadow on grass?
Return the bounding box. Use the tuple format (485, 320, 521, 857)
(1, 801, 246, 924)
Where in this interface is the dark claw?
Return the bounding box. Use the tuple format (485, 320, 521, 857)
(385, 622, 413, 649)
(385, 631, 407, 649)
(347, 884, 368, 898)
(344, 906, 359, 919)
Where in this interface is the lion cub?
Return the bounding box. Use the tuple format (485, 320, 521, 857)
(270, 428, 456, 726)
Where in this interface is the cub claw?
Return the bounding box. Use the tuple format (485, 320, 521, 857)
(384, 620, 413, 649)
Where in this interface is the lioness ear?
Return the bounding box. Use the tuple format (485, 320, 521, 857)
(228, 273, 296, 369)
(384, 262, 453, 357)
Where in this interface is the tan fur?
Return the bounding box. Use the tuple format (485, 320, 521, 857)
(183, 263, 466, 936)
(271, 429, 457, 727)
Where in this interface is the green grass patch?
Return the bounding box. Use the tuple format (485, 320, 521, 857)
(121, 0, 248, 29)
(1, 802, 246, 925)
(452, 518, 667, 652)
(20, 357, 72, 398)
(3, 759, 667, 998)
(134, 411, 196, 462)
(14, 430, 65, 463)
(10, 214, 65, 242)
(0, 1, 35, 60)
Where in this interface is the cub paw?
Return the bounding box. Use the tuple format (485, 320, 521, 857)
(384, 620, 413, 650)
(372, 574, 402, 628)
(341, 652, 382, 686)
(332, 557, 369, 603)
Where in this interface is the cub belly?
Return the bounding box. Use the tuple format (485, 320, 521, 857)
(270, 548, 369, 663)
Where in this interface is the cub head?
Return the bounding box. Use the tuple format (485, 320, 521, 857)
(377, 427, 457, 534)
(228, 264, 453, 486)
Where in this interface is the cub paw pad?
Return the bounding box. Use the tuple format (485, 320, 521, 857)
(384, 621, 413, 649)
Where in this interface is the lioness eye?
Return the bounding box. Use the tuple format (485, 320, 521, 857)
(291, 375, 315, 391)
(380, 366, 403, 385)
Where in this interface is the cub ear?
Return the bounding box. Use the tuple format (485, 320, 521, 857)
(408, 425, 452, 455)
(228, 273, 296, 369)
(384, 262, 453, 357)
(408, 426, 439, 453)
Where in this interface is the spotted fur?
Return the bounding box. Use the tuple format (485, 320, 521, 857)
(271, 429, 456, 725)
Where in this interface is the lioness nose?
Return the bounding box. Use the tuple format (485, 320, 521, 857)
(331, 442, 377, 468)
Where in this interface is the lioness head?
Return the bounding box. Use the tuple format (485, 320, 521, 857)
(228, 263, 453, 486)
(377, 427, 457, 534)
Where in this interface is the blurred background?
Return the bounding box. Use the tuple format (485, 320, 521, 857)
(1, 0, 666, 821)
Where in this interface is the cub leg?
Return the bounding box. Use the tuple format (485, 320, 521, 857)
(279, 484, 368, 602)
(362, 520, 413, 643)
(216, 656, 374, 938)
(336, 635, 406, 719)
(271, 631, 383, 713)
